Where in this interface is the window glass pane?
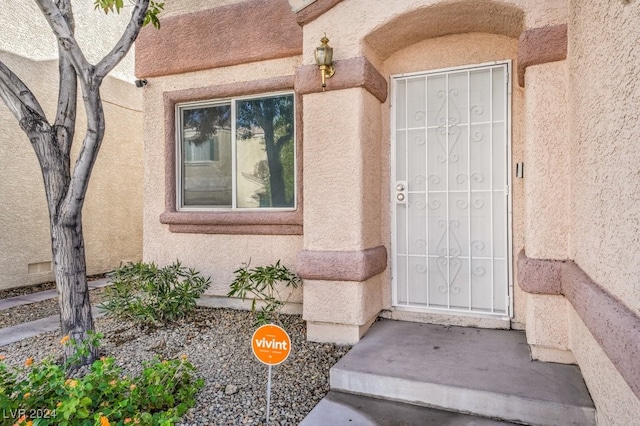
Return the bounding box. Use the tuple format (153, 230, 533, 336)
(235, 94, 295, 208)
(181, 104, 232, 207)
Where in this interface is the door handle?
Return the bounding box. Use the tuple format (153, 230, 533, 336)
(395, 181, 407, 204)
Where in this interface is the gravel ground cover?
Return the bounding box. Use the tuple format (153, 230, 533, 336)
(0, 288, 106, 329)
(0, 307, 351, 425)
(0, 274, 105, 300)
(0, 281, 58, 299)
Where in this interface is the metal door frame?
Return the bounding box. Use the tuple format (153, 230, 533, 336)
(390, 61, 513, 319)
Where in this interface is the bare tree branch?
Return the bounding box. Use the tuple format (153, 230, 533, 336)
(0, 60, 48, 126)
(59, 0, 150, 219)
(34, 0, 91, 83)
(61, 85, 104, 223)
(95, 0, 150, 79)
(53, 0, 77, 158)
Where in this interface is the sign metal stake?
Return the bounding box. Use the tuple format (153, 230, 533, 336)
(251, 324, 291, 426)
(266, 364, 272, 424)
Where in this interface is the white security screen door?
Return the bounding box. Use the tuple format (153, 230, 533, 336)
(392, 62, 511, 317)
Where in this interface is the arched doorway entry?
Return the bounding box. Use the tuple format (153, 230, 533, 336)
(363, 1, 524, 324)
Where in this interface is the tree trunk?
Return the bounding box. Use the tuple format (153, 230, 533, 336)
(51, 216, 96, 364)
(33, 124, 96, 365)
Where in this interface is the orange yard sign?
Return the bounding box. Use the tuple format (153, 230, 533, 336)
(251, 324, 291, 366)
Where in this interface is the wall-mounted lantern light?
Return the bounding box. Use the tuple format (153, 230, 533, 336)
(314, 35, 335, 91)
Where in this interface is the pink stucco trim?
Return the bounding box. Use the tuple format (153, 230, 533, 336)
(516, 249, 563, 295)
(364, 1, 524, 61)
(518, 249, 640, 399)
(517, 24, 568, 87)
(135, 0, 301, 78)
(167, 223, 302, 235)
(295, 57, 388, 103)
(161, 76, 303, 235)
(295, 0, 345, 26)
(296, 246, 387, 281)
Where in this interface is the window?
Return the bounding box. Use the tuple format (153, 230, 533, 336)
(177, 93, 296, 210)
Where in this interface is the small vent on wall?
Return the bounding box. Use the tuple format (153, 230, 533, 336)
(28, 261, 52, 274)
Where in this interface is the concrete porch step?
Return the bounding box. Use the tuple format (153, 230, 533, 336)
(327, 319, 595, 426)
(301, 391, 518, 425)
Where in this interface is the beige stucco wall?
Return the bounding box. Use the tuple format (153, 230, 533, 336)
(520, 61, 574, 364)
(301, 86, 384, 341)
(568, 306, 640, 425)
(0, 52, 143, 290)
(0, 0, 134, 82)
(567, 0, 640, 313)
(525, 294, 575, 364)
(303, 88, 382, 252)
(523, 62, 570, 260)
(523, 0, 640, 421)
(142, 57, 303, 299)
(564, 0, 640, 421)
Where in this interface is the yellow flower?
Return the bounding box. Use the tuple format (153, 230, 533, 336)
(65, 379, 77, 388)
(23, 392, 31, 399)
(60, 335, 70, 345)
(25, 422, 33, 426)
(56, 402, 62, 407)
(109, 380, 117, 387)
(99, 416, 110, 426)
(124, 419, 132, 424)
(129, 384, 136, 390)
(0, 354, 6, 361)
(24, 357, 34, 367)
(181, 354, 188, 361)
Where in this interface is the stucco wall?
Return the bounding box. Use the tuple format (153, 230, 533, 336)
(0, 52, 143, 290)
(303, 88, 382, 252)
(142, 57, 303, 299)
(567, 0, 640, 313)
(563, 0, 640, 420)
(568, 306, 640, 425)
(521, 0, 640, 419)
(523, 62, 569, 260)
(0, 0, 134, 82)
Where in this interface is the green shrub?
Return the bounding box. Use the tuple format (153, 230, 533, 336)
(0, 336, 203, 426)
(99, 261, 211, 326)
(227, 260, 301, 325)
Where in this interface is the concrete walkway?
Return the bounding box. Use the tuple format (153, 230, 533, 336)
(0, 278, 110, 346)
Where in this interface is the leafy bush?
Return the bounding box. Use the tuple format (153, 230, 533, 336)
(0, 335, 203, 426)
(99, 261, 210, 326)
(227, 260, 301, 325)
